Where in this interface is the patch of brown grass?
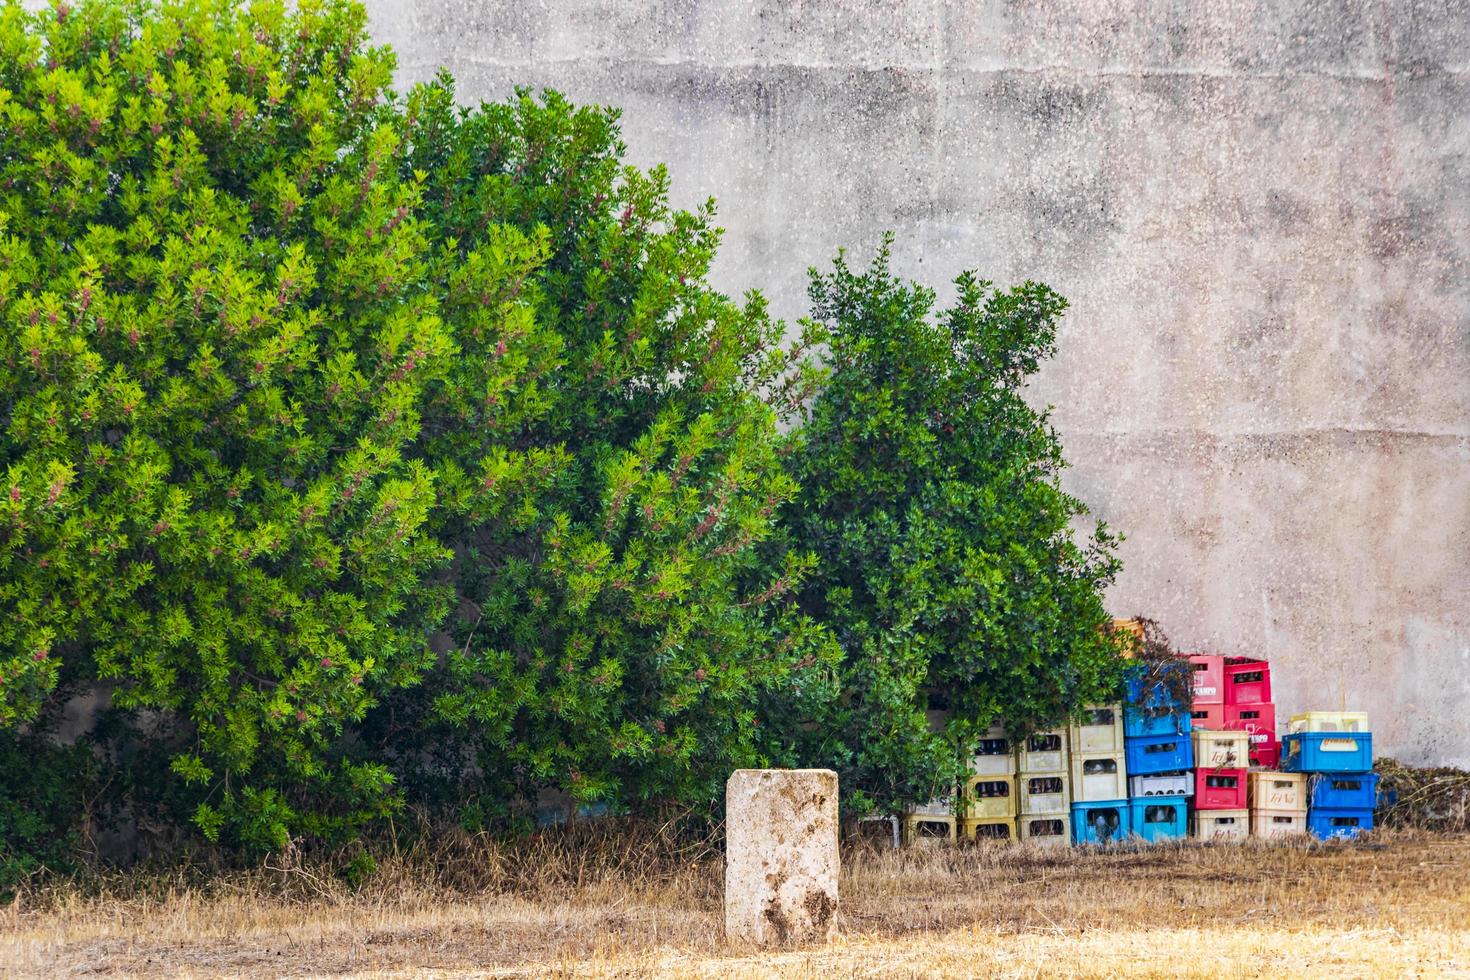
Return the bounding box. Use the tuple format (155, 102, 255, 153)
(3, 827, 1468, 978)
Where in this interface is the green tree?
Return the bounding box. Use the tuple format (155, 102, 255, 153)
(0, 0, 553, 851)
(381, 81, 838, 819)
(775, 239, 1126, 811)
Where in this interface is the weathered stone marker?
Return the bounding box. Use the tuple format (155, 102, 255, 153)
(724, 768, 838, 946)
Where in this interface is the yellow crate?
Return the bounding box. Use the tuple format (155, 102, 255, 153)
(1018, 730, 1069, 773)
(1069, 705, 1125, 754)
(1070, 752, 1128, 802)
(1251, 808, 1307, 839)
(1110, 618, 1146, 657)
(1192, 729, 1250, 769)
(1019, 773, 1070, 814)
(902, 813, 956, 847)
(1018, 814, 1071, 847)
(970, 722, 1017, 776)
(963, 775, 1016, 819)
(1192, 809, 1249, 841)
(960, 816, 1016, 843)
(1249, 772, 1307, 811)
(1288, 711, 1369, 734)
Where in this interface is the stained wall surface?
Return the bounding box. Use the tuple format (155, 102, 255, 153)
(363, 0, 1470, 765)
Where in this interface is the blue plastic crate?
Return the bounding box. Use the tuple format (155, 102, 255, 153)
(1128, 796, 1188, 843)
(1123, 662, 1191, 710)
(1124, 732, 1194, 775)
(1281, 731, 1373, 773)
(1071, 800, 1131, 845)
(1123, 704, 1192, 738)
(1308, 772, 1380, 811)
(1307, 807, 1374, 839)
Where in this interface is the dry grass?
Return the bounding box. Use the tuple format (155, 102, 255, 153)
(2, 826, 1468, 978)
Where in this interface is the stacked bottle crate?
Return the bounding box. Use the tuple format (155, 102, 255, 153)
(1122, 664, 1192, 843)
(1285, 712, 1377, 839)
(962, 722, 1017, 842)
(1190, 727, 1251, 839)
(1249, 772, 1307, 838)
(1184, 654, 1224, 731)
(1069, 705, 1130, 844)
(1222, 657, 1278, 768)
(901, 793, 957, 846)
(1017, 728, 1072, 847)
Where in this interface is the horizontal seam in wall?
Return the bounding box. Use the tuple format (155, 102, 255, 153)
(397, 55, 1470, 85)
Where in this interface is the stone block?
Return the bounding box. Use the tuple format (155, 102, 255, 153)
(724, 768, 838, 946)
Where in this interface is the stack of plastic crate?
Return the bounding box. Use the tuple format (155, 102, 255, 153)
(1222, 657, 1278, 768)
(1191, 727, 1251, 840)
(1123, 663, 1192, 843)
(1249, 771, 1307, 838)
(1069, 705, 1130, 845)
(1285, 711, 1376, 839)
(961, 722, 1017, 842)
(1017, 729, 1071, 847)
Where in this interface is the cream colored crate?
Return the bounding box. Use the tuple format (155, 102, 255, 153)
(970, 724, 1017, 776)
(1018, 813, 1072, 847)
(1069, 705, 1125, 754)
(1018, 730, 1069, 774)
(1070, 752, 1128, 802)
(963, 775, 1016, 820)
(1192, 809, 1249, 841)
(1287, 711, 1369, 734)
(1251, 808, 1307, 839)
(1192, 729, 1251, 769)
(1019, 773, 1070, 814)
(902, 813, 956, 847)
(960, 816, 1016, 843)
(908, 795, 954, 817)
(1249, 772, 1307, 811)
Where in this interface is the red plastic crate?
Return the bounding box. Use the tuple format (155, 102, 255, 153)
(1224, 658, 1271, 705)
(1184, 654, 1225, 705)
(1225, 703, 1278, 767)
(1190, 704, 1225, 730)
(1194, 768, 1248, 809)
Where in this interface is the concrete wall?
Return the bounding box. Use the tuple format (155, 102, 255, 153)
(363, 0, 1470, 766)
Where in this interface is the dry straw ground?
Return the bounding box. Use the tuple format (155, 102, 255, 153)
(2, 823, 1467, 978)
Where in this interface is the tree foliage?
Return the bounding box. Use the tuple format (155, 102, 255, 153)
(0, 0, 553, 851)
(380, 80, 837, 818)
(774, 240, 1127, 810)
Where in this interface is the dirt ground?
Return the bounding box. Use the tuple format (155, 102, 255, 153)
(3, 831, 1468, 978)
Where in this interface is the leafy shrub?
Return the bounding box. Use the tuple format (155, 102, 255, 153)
(774, 240, 1127, 810)
(0, 0, 551, 851)
(378, 81, 839, 816)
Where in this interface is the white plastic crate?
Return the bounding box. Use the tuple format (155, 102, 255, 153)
(1070, 752, 1128, 802)
(1192, 729, 1250, 769)
(1192, 809, 1249, 841)
(1251, 808, 1307, 839)
(1287, 711, 1369, 734)
(1019, 730, 1068, 773)
(1129, 772, 1194, 798)
(1248, 772, 1306, 811)
(1069, 705, 1125, 754)
(1019, 773, 1070, 814)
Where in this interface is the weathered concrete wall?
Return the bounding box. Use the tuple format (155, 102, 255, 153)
(363, 0, 1470, 766)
